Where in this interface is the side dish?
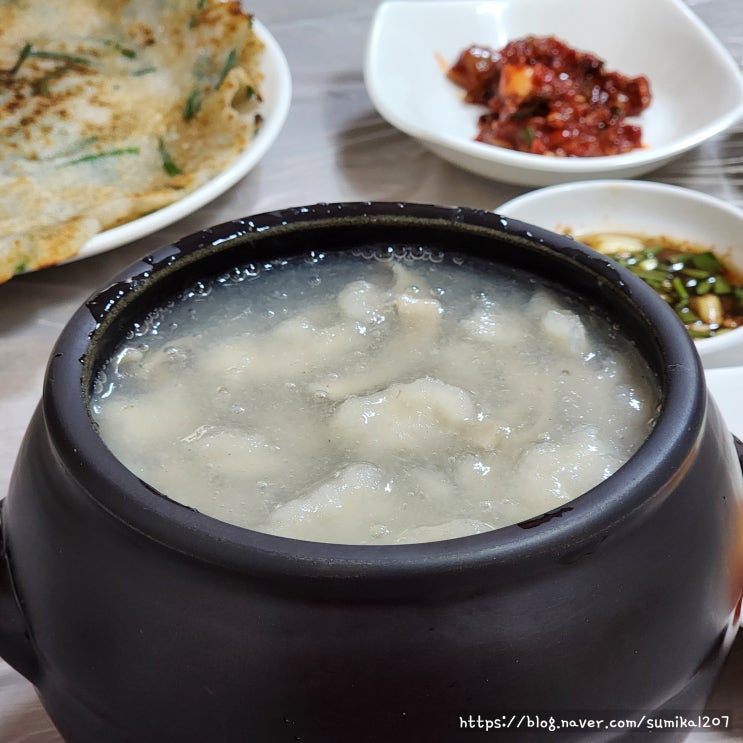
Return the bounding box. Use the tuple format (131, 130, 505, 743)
(0, 0, 264, 284)
(447, 35, 651, 157)
(580, 232, 743, 338)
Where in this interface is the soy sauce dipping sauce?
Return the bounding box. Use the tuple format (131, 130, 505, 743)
(579, 232, 743, 339)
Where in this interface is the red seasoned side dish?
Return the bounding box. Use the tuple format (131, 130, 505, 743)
(447, 36, 652, 157)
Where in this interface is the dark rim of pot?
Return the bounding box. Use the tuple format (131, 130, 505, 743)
(43, 202, 704, 590)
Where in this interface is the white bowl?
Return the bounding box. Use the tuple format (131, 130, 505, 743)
(364, 0, 743, 187)
(497, 180, 743, 367)
(705, 366, 743, 439)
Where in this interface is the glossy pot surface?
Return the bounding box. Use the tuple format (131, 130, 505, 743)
(2, 203, 743, 743)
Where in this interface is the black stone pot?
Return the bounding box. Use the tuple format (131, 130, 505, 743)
(2, 203, 742, 743)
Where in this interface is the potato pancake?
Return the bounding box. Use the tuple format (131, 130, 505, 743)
(0, 0, 264, 283)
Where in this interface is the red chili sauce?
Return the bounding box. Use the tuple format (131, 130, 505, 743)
(447, 36, 652, 157)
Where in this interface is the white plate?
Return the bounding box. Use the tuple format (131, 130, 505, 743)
(70, 18, 292, 263)
(364, 0, 743, 187)
(497, 180, 743, 368)
(706, 367, 743, 440)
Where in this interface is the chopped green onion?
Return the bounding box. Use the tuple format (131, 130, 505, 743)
(671, 276, 688, 300)
(682, 267, 713, 280)
(519, 126, 535, 147)
(158, 139, 182, 176)
(667, 252, 693, 266)
(246, 84, 262, 101)
(216, 48, 237, 89)
(629, 267, 668, 283)
(10, 44, 93, 80)
(696, 281, 713, 296)
(190, 1, 207, 26)
(9, 43, 32, 76)
(102, 40, 137, 59)
(29, 49, 92, 66)
(713, 276, 731, 294)
(66, 147, 140, 165)
(675, 306, 700, 324)
(691, 251, 724, 272)
(183, 89, 202, 120)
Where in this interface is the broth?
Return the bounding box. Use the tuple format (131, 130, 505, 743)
(90, 250, 660, 544)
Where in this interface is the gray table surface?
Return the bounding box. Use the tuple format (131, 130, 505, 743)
(1, 1, 742, 740)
